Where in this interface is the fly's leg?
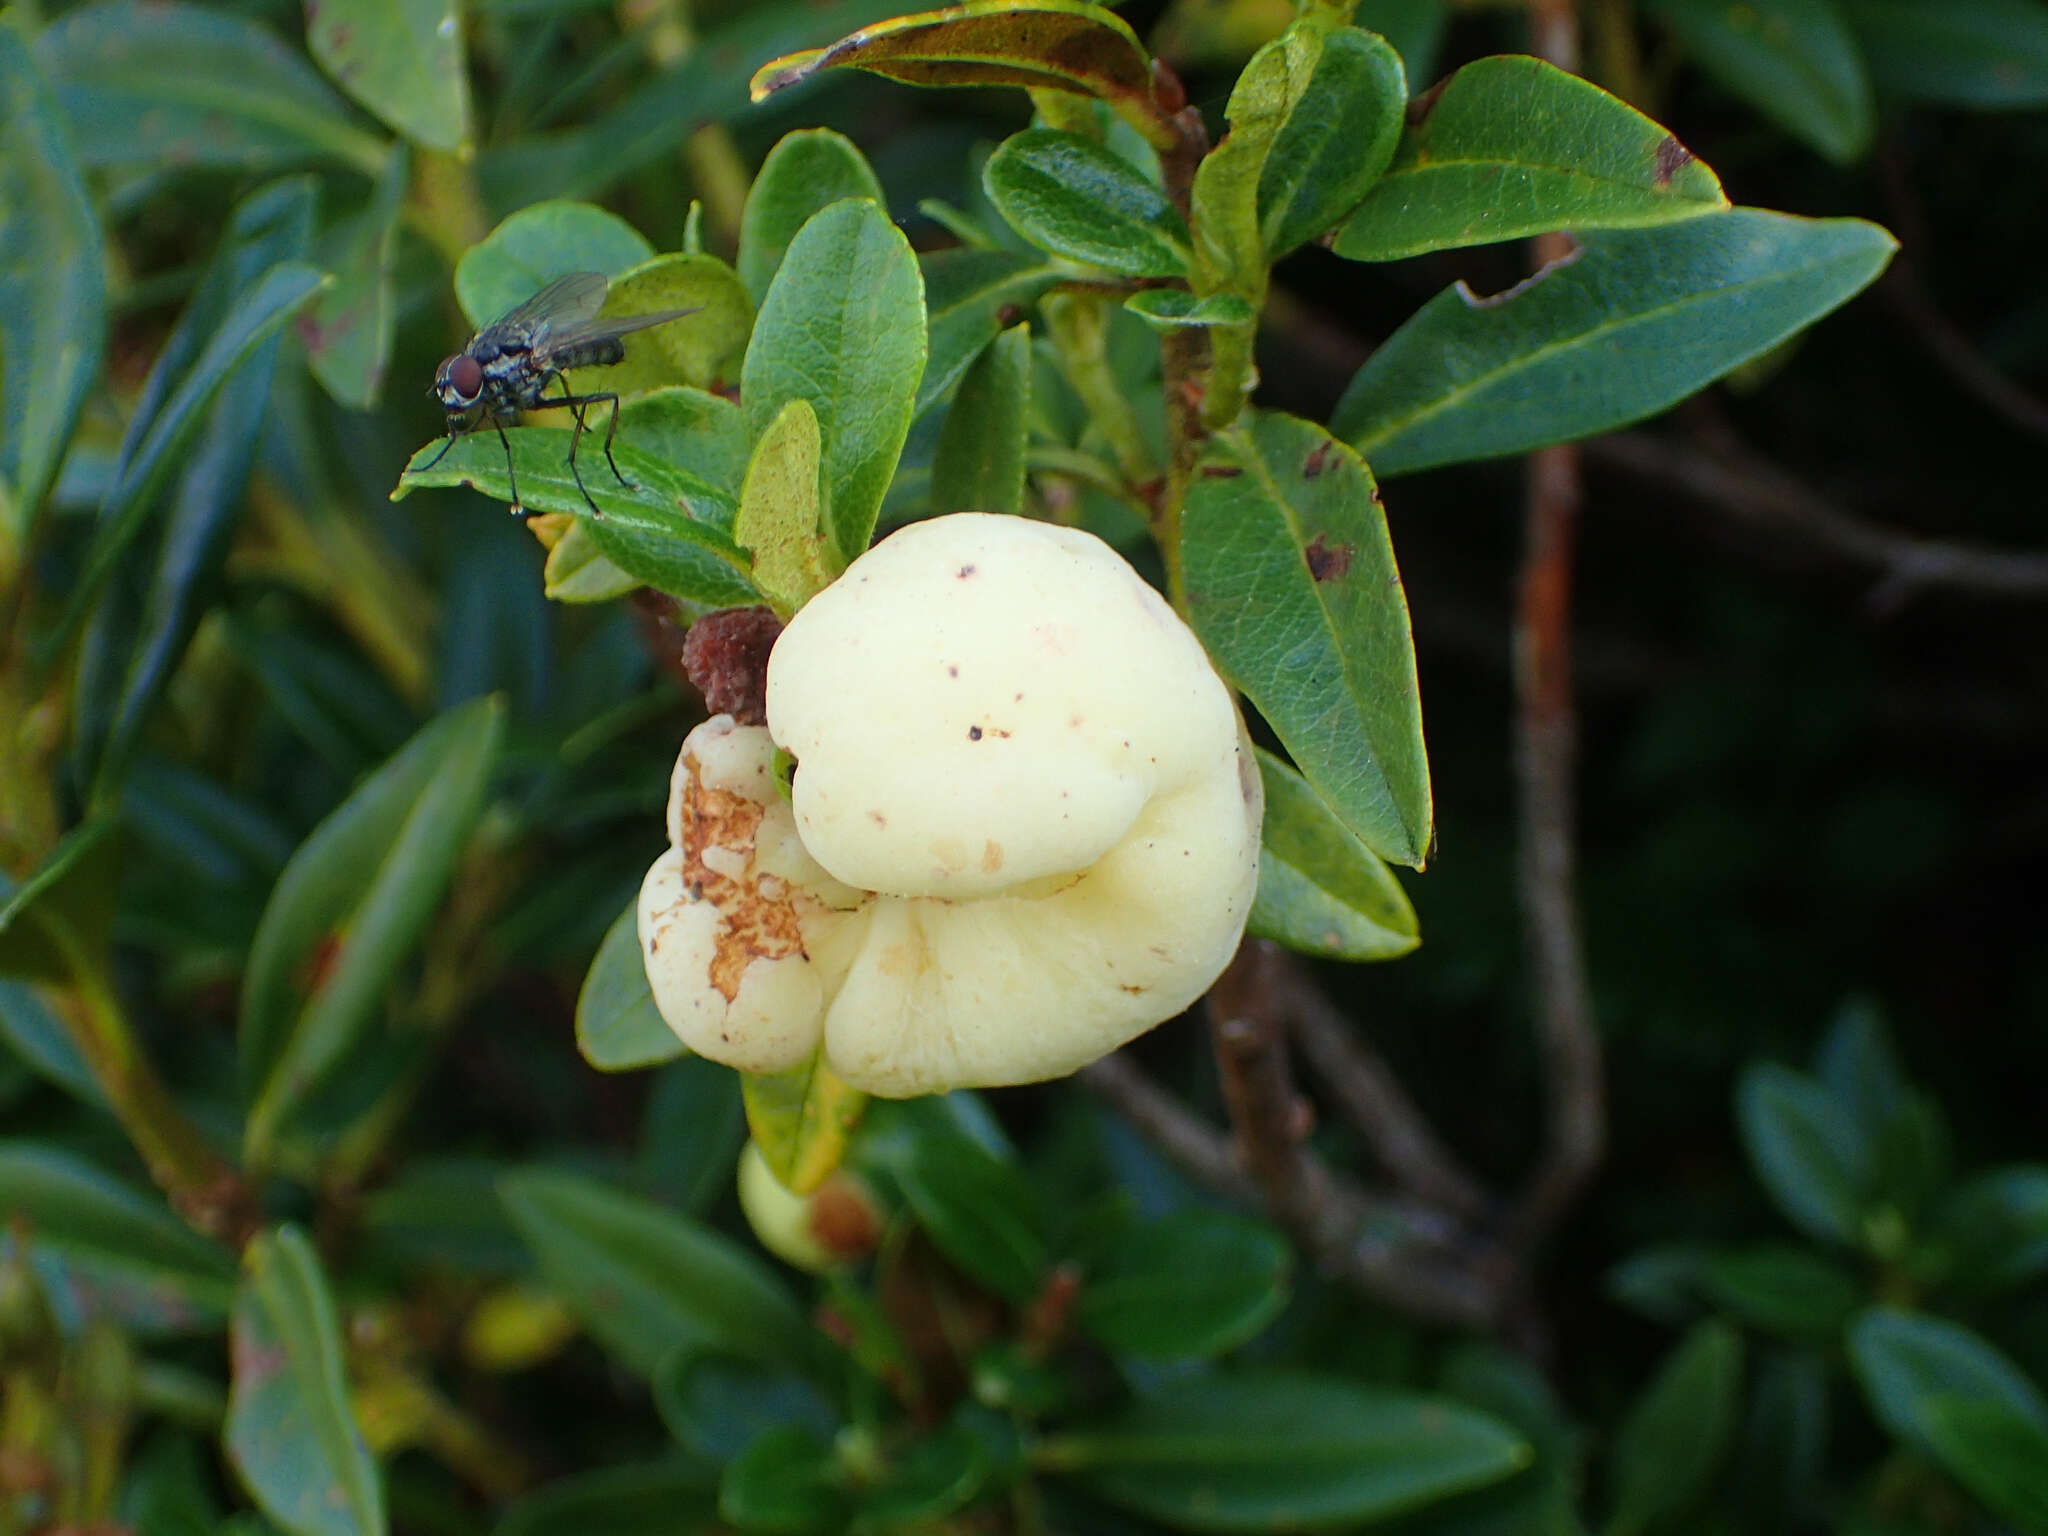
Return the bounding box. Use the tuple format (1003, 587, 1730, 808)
(419, 432, 461, 473)
(542, 383, 631, 517)
(494, 421, 525, 517)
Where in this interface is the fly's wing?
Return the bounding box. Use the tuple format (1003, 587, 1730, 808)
(539, 306, 701, 352)
(494, 271, 609, 338)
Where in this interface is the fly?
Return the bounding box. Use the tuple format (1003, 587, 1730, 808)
(422, 271, 697, 517)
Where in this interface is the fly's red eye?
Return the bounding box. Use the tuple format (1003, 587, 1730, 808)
(449, 354, 485, 398)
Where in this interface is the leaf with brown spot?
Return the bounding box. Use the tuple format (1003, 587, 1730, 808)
(750, 0, 1160, 130)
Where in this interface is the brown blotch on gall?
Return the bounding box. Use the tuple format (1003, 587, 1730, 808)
(957, 564, 977, 578)
(1305, 534, 1354, 583)
(868, 810, 887, 828)
(1654, 135, 1695, 186)
(968, 726, 983, 741)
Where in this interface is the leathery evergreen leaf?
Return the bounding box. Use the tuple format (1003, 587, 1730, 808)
(0, 1143, 236, 1327)
(1648, 0, 1873, 164)
(60, 263, 328, 643)
(1053, 1370, 1528, 1529)
(227, 1227, 386, 1536)
(1248, 748, 1420, 960)
(306, 0, 469, 154)
(742, 199, 925, 570)
(36, 0, 387, 174)
(1334, 54, 1728, 262)
(737, 130, 884, 306)
(734, 397, 832, 614)
(743, 1053, 868, 1197)
(239, 698, 504, 1168)
(576, 902, 684, 1071)
(931, 324, 1031, 518)
(1334, 210, 1896, 474)
(452, 202, 653, 330)
(394, 430, 760, 608)
(916, 248, 1062, 419)
(1607, 1320, 1743, 1536)
(1184, 412, 1431, 867)
(499, 1168, 818, 1376)
(750, 1, 1157, 123)
(0, 24, 105, 536)
(1847, 1308, 2048, 1458)
(1844, 0, 2048, 109)
(984, 131, 1192, 279)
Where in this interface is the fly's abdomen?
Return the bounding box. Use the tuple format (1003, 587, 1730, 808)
(552, 336, 628, 371)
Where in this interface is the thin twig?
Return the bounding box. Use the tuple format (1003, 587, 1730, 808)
(1078, 1056, 1257, 1205)
(1080, 1036, 1499, 1328)
(1208, 941, 1334, 1241)
(1276, 957, 1492, 1220)
(1587, 430, 2048, 605)
(1505, 0, 1607, 1262)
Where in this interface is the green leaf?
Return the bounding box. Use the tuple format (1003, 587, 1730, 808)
(1333, 55, 1728, 262)
(869, 1132, 1047, 1303)
(226, 1227, 387, 1536)
(610, 388, 752, 496)
(742, 1053, 869, 1197)
(0, 816, 119, 981)
(306, 0, 470, 152)
(77, 180, 317, 798)
(577, 901, 684, 1071)
(37, 0, 386, 175)
(852, 1412, 992, 1534)
(1814, 998, 1908, 1142)
(1356, 0, 1450, 86)
(1932, 1164, 2048, 1297)
(984, 130, 1192, 278)
(0, 981, 101, 1105)
(1257, 26, 1407, 258)
(453, 202, 654, 330)
(601, 254, 753, 395)
(359, 1157, 530, 1277)
(655, 1350, 841, 1463)
(1056, 1370, 1528, 1530)
(239, 697, 505, 1168)
(495, 1461, 721, 1536)
(1919, 1396, 2048, 1536)
(541, 520, 637, 604)
(1076, 1209, 1291, 1360)
(1605, 1320, 1742, 1536)
(750, 1, 1157, 121)
(640, 1059, 748, 1216)
(742, 199, 926, 570)
(1247, 747, 1420, 960)
(0, 23, 105, 536)
(306, 146, 408, 409)
(738, 130, 885, 306)
(475, 0, 889, 208)
(1696, 1243, 1861, 1340)
(498, 1168, 818, 1377)
(1847, 1307, 2048, 1458)
(917, 248, 1063, 418)
(1736, 1061, 1871, 1247)
(931, 324, 1031, 518)
(1843, 0, 2048, 108)
(719, 1426, 845, 1536)
(395, 430, 759, 607)
(58, 262, 329, 644)
(1184, 411, 1431, 867)
(1334, 210, 1897, 475)
(735, 398, 833, 614)
(1648, 0, 1873, 163)
(0, 1143, 236, 1327)
(1122, 291, 1258, 330)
